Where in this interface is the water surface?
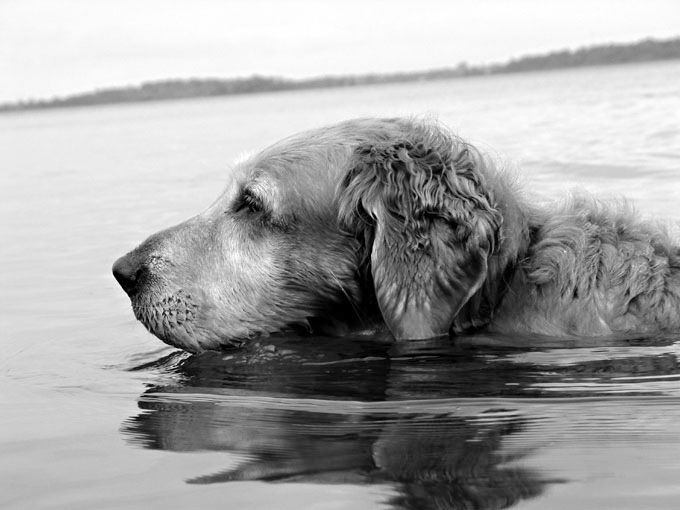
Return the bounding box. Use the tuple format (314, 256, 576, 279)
(1, 61, 680, 509)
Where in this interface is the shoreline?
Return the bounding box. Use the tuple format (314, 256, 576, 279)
(3, 36, 679, 113)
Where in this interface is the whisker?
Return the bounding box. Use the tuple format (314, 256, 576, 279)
(328, 269, 366, 325)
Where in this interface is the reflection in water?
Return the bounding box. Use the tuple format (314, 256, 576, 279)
(121, 334, 680, 510)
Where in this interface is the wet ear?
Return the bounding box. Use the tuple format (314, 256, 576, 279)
(339, 130, 501, 340)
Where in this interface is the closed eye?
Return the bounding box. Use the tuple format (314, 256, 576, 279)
(233, 188, 264, 214)
(231, 185, 291, 231)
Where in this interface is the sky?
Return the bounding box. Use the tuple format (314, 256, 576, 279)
(1, 0, 679, 103)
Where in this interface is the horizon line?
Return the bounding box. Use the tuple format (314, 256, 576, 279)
(3, 34, 679, 110)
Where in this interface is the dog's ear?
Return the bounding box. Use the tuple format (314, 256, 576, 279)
(338, 127, 501, 339)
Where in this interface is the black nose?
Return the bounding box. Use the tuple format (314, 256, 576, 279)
(112, 254, 139, 295)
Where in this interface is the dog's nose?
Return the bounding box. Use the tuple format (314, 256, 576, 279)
(112, 254, 139, 295)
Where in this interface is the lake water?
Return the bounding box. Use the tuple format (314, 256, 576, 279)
(1, 61, 680, 509)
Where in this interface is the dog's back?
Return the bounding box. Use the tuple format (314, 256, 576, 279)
(490, 193, 680, 336)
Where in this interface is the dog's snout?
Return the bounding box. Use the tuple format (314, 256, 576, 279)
(112, 254, 140, 295)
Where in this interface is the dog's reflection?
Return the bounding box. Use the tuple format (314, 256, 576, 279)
(122, 338, 554, 510)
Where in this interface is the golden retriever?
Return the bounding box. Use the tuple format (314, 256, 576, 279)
(113, 117, 680, 352)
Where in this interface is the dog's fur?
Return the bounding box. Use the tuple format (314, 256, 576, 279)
(113, 117, 680, 352)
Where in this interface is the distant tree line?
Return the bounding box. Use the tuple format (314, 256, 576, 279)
(3, 36, 680, 112)
(501, 37, 680, 72)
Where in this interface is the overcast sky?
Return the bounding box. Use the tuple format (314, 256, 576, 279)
(1, 0, 679, 102)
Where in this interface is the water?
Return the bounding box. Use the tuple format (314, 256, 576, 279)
(1, 61, 680, 509)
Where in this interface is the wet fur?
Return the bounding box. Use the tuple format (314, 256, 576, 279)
(113, 117, 680, 352)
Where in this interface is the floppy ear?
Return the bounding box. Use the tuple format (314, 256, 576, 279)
(338, 127, 501, 340)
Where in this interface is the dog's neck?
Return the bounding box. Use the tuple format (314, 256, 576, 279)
(452, 168, 534, 333)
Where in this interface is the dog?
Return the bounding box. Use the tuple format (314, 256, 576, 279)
(112, 117, 680, 353)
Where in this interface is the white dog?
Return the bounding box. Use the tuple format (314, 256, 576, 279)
(113, 117, 680, 352)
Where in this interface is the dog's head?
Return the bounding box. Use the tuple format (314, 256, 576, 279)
(113, 118, 521, 352)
